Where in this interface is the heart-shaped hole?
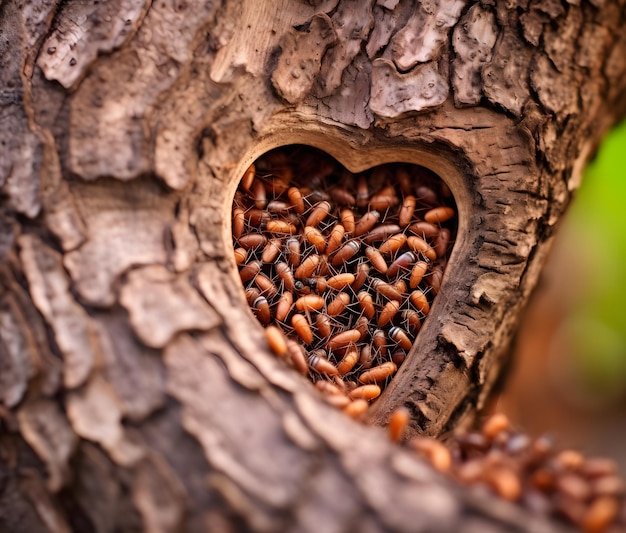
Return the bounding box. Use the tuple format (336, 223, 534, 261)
(232, 145, 457, 413)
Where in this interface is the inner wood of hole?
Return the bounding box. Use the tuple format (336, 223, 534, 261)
(227, 133, 469, 408)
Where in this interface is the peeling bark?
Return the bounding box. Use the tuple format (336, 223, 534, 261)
(1, 0, 626, 530)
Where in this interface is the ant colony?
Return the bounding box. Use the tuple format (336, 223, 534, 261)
(232, 145, 457, 416)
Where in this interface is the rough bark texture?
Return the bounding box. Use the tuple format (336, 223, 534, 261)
(1, 0, 626, 531)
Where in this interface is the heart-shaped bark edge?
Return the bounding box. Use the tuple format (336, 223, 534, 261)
(231, 144, 458, 416)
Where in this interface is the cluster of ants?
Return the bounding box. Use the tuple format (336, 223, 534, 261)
(233, 147, 624, 532)
(233, 146, 456, 416)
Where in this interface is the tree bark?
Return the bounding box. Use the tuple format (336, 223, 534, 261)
(1, 0, 626, 531)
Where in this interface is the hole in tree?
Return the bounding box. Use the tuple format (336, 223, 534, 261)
(231, 145, 458, 412)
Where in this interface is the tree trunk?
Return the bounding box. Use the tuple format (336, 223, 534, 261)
(2, 0, 626, 531)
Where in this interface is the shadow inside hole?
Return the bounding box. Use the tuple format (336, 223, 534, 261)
(231, 145, 458, 407)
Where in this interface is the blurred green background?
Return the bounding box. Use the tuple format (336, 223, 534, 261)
(564, 120, 626, 402)
(502, 120, 626, 467)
